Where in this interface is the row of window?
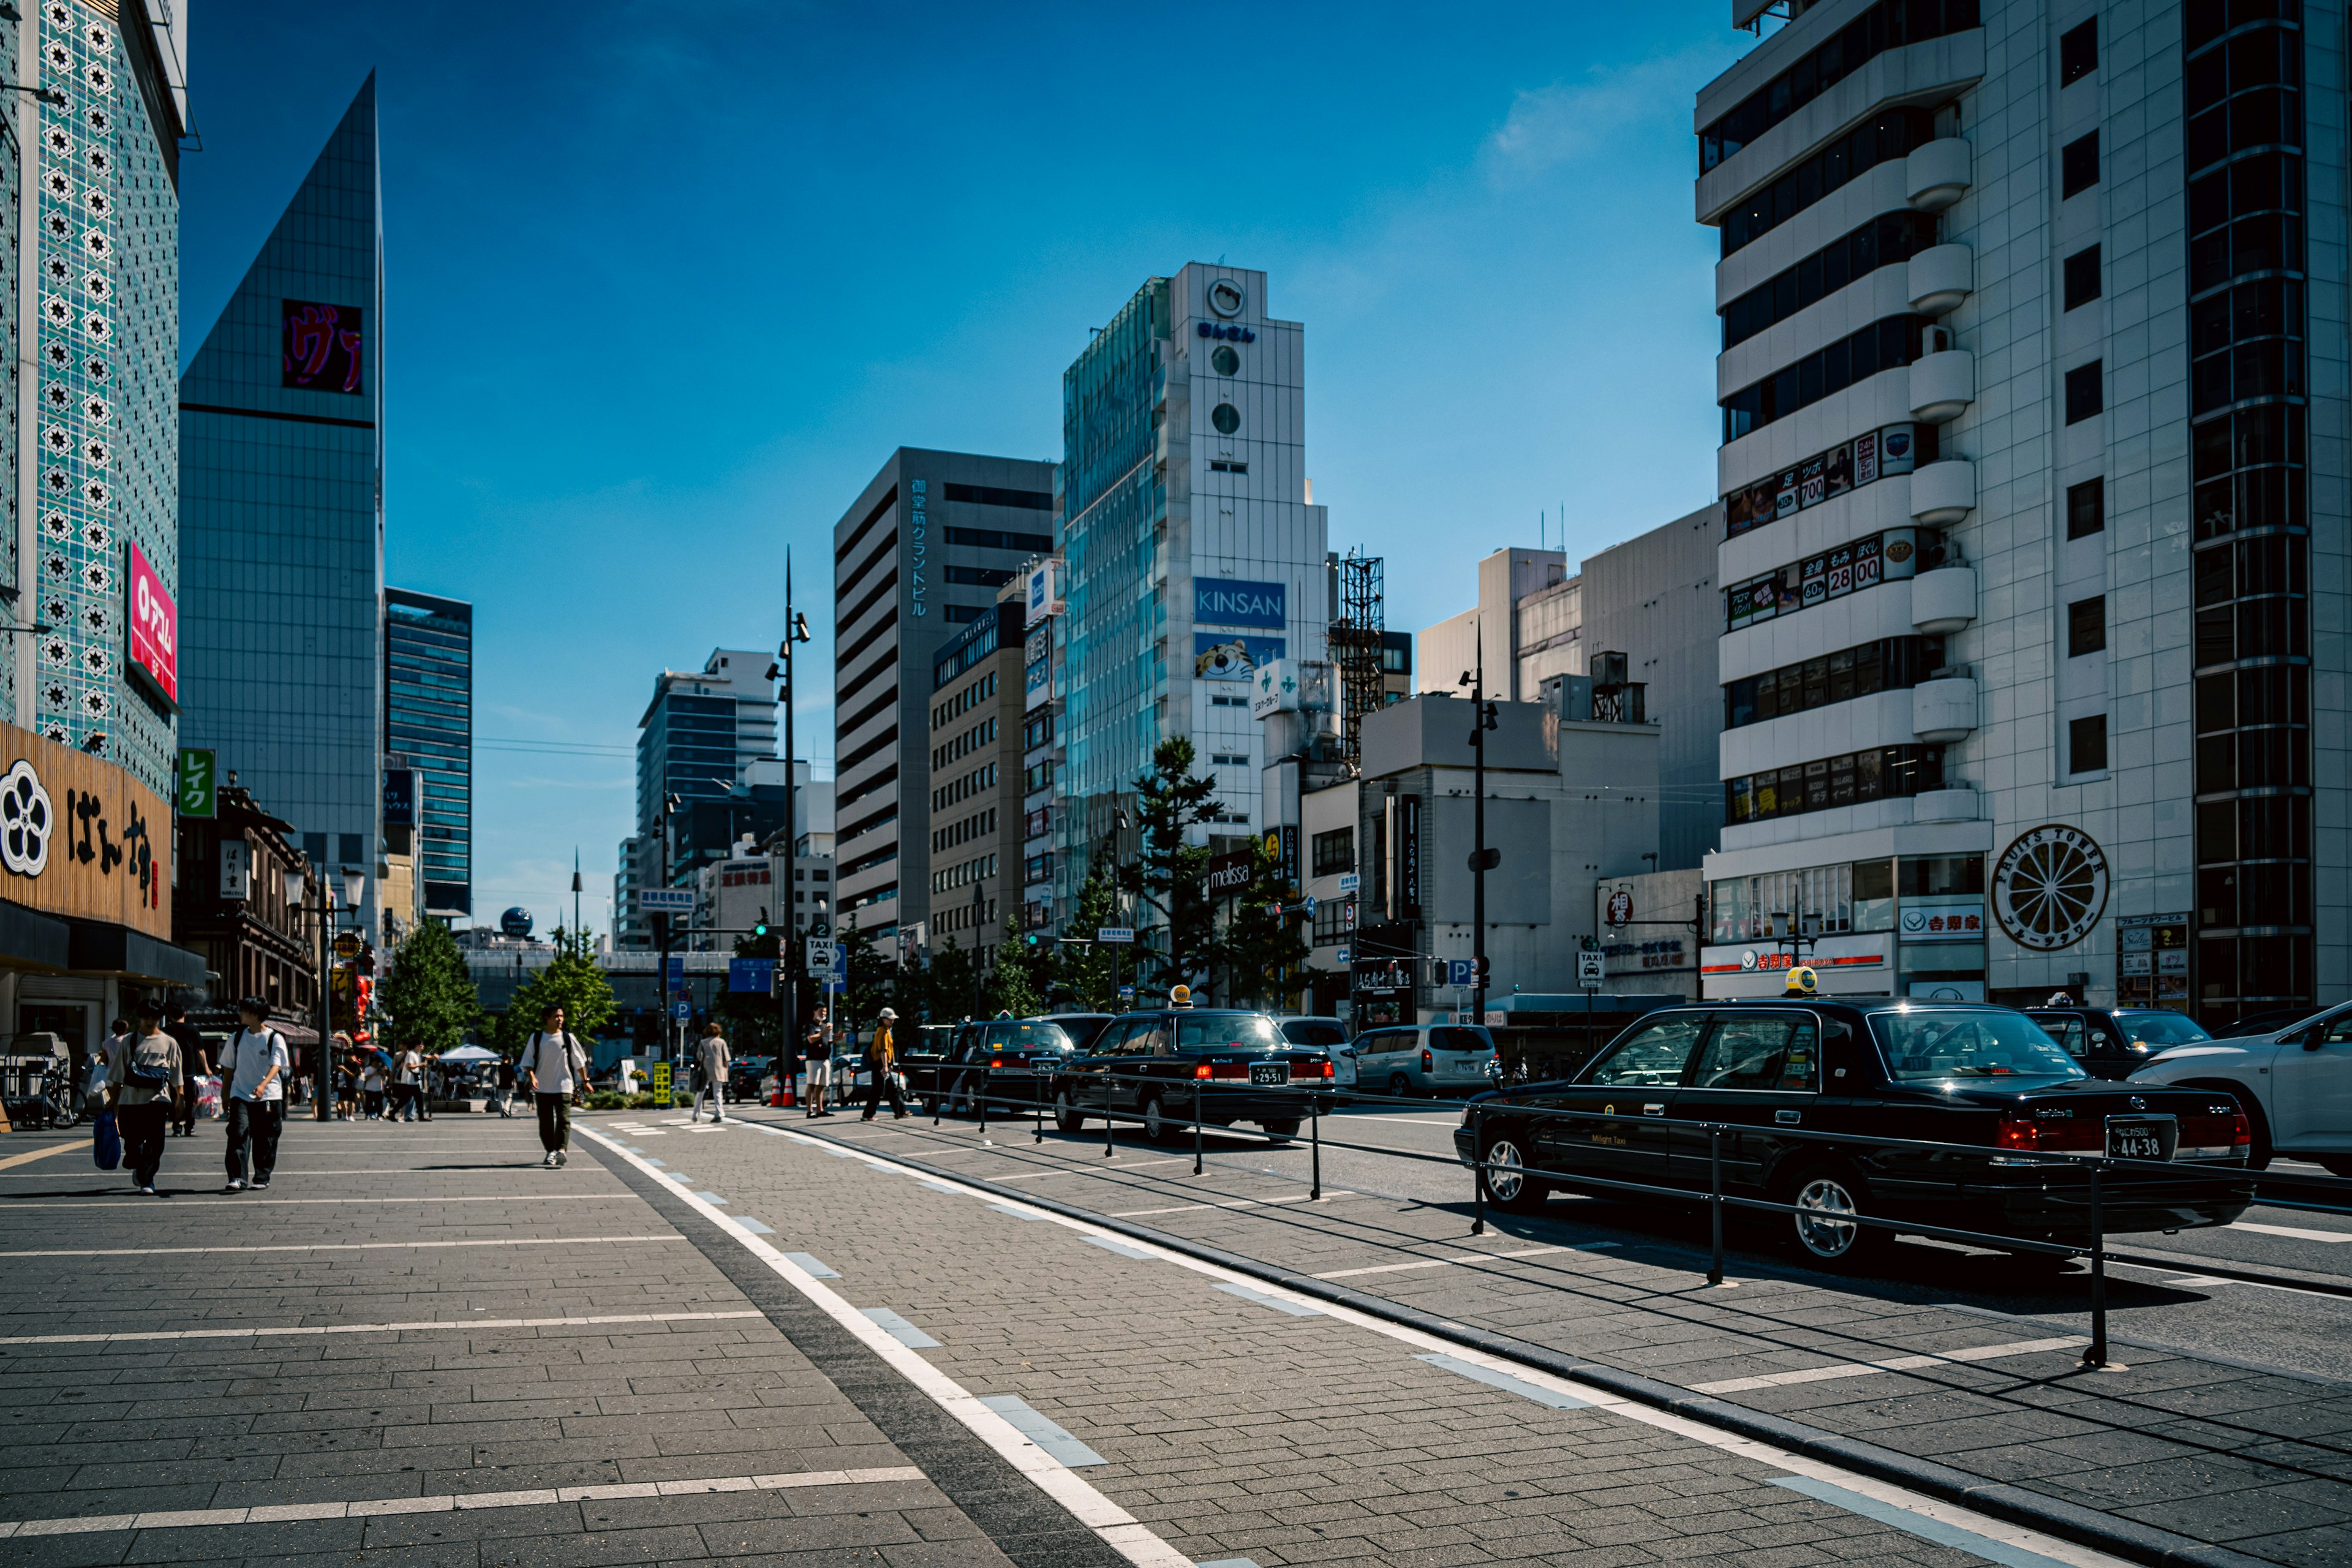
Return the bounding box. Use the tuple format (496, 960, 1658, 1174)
(1724, 745, 1945, 826)
(942, 482, 1052, 511)
(2199, 719, 2310, 794)
(1722, 316, 1930, 443)
(1024, 852, 1053, 884)
(1719, 110, 1937, 258)
(932, 807, 995, 855)
(944, 565, 1016, 589)
(1023, 711, 1054, 750)
(2195, 660, 2307, 736)
(2197, 793, 2310, 867)
(942, 525, 1052, 553)
(1698, 0, 1977, 174)
(931, 761, 996, 813)
(931, 853, 997, 895)
(1706, 854, 1980, 944)
(2195, 280, 2304, 423)
(1725, 421, 1934, 537)
(932, 672, 995, 731)
(1722, 209, 1940, 349)
(932, 716, 996, 772)
(1724, 526, 1946, 631)
(1311, 826, 1355, 877)
(1723, 636, 1945, 729)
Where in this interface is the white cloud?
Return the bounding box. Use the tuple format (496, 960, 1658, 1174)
(1482, 47, 1732, 179)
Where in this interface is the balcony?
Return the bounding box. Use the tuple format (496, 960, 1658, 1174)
(1913, 674, 1979, 742)
(1910, 459, 1977, 525)
(1910, 565, 1978, 634)
(1913, 786, 1979, 823)
(1910, 349, 1975, 423)
(1907, 244, 1973, 315)
(1905, 138, 1971, 211)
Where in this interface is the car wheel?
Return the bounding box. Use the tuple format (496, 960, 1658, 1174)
(1479, 1130, 1550, 1214)
(1054, 1091, 1085, 1135)
(1262, 1118, 1300, 1142)
(1786, 1168, 1886, 1268)
(1142, 1095, 1173, 1144)
(1387, 1073, 1412, 1099)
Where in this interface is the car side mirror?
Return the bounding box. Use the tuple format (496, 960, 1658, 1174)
(2305, 1032, 2326, 1052)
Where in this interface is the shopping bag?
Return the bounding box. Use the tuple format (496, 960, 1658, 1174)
(92, 1109, 121, 1170)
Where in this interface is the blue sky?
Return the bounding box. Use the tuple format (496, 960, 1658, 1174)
(181, 1, 1756, 937)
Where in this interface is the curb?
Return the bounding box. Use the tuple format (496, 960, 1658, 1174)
(754, 1114, 2282, 1568)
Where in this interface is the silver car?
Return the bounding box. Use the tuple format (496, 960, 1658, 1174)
(1271, 1016, 1355, 1086)
(1352, 1023, 1497, 1098)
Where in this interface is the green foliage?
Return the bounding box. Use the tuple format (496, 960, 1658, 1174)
(1055, 864, 1125, 1011)
(491, 925, 617, 1057)
(837, 919, 895, 1029)
(1116, 736, 1219, 993)
(715, 929, 782, 1059)
(984, 916, 1046, 1017)
(922, 936, 978, 1025)
(375, 920, 479, 1052)
(582, 1090, 666, 1110)
(1213, 835, 1311, 1009)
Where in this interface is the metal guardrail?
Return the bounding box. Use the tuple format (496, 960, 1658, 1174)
(897, 1063, 2352, 1370)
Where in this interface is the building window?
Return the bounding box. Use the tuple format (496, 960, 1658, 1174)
(2063, 245, 2101, 311)
(2062, 132, 2100, 198)
(2064, 362, 2103, 424)
(2068, 714, 2108, 774)
(1699, 2, 1975, 177)
(944, 565, 1016, 587)
(2060, 17, 2097, 85)
(2067, 477, 2105, 538)
(1211, 403, 1240, 435)
(2067, 595, 2106, 657)
(1724, 636, 1945, 728)
(942, 526, 1053, 552)
(1721, 209, 1942, 349)
(943, 483, 1053, 511)
(1311, 827, 1355, 877)
(1724, 745, 1946, 826)
(1210, 753, 1248, 766)
(1721, 316, 1931, 443)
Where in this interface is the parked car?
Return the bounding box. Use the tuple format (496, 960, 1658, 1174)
(1353, 1023, 1496, 1098)
(2132, 1001, 2352, 1174)
(1272, 1016, 1356, 1086)
(934, 1018, 1080, 1116)
(1042, 1012, 1118, 1053)
(2212, 1006, 2325, 1039)
(1454, 1001, 2252, 1268)
(901, 1023, 973, 1108)
(1051, 1007, 1334, 1142)
(2022, 1006, 2213, 1080)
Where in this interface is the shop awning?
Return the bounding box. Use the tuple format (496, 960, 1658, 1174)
(0, 899, 69, 973)
(64, 919, 208, 987)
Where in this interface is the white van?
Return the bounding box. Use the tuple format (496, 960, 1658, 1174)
(1352, 1024, 1497, 1098)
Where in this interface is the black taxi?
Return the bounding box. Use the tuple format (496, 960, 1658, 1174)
(1050, 1000, 1335, 1142)
(2021, 1006, 2214, 1080)
(1453, 1000, 2252, 1267)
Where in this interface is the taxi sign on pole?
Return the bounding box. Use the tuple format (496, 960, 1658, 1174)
(1577, 948, 1605, 989)
(807, 939, 838, 974)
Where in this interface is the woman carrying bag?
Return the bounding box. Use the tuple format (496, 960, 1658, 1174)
(859, 1007, 908, 1121)
(109, 1001, 181, 1195)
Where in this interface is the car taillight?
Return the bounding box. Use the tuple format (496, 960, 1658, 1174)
(1996, 1114, 2038, 1150)
(1194, 1063, 1212, 1080)
(2233, 1110, 2252, 1147)
(1291, 1058, 1333, 1080)
(989, 1058, 1005, 1069)
(1422, 1049, 1434, 1071)
(1995, 1112, 2099, 1152)
(1212, 1063, 1251, 1079)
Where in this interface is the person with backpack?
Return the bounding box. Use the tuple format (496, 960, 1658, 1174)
(109, 999, 181, 1195)
(164, 1000, 208, 1137)
(691, 1020, 731, 1123)
(860, 1007, 908, 1121)
(219, 998, 289, 1192)
(494, 1054, 517, 1117)
(520, 1004, 589, 1167)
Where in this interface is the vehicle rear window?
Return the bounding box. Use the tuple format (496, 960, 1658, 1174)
(1692, 1014, 1818, 1092)
(1175, 1015, 1280, 1051)
(995, 1023, 1072, 1054)
(1872, 1010, 2086, 1081)
(1581, 1016, 1708, 1087)
(2120, 1012, 2209, 1048)
(1281, 1022, 1347, 1047)
(1433, 1027, 1493, 1054)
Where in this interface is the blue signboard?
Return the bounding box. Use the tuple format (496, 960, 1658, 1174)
(1193, 633, 1285, 681)
(729, 958, 775, 993)
(382, 767, 415, 828)
(1193, 578, 1286, 630)
(1446, 959, 1475, 987)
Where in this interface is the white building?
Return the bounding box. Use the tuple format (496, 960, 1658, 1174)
(1694, 0, 2345, 1022)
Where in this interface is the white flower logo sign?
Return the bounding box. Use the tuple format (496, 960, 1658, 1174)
(1992, 824, 2108, 952)
(0, 759, 54, 876)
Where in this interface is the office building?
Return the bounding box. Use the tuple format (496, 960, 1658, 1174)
(385, 589, 472, 918)
(1053, 266, 1329, 944)
(180, 77, 386, 937)
(1693, 0, 2346, 1020)
(615, 648, 778, 948)
(924, 595, 1027, 968)
(830, 449, 1058, 960)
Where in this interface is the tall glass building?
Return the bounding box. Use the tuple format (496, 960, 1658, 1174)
(385, 588, 471, 917)
(6, 2, 189, 799)
(179, 76, 385, 935)
(614, 649, 778, 948)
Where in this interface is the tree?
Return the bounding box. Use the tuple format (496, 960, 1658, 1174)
(715, 928, 782, 1061)
(375, 920, 478, 1052)
(492, 925, 617, 1057)
(984, 916, 1046, 1017)
(836, 919, 895, 1030)
(922, 936, 978, 1024)
(1213, 835, 1312, 1010)
(1057, 864, 1125, 1011)
(1116, 736, 1219, 994)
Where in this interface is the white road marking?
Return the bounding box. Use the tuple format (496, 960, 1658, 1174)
(1333, 1114, 1460, 1127)
(2229, 1221, 2352, 1243)
(579, 1123, 1194, 1567)
(1771, 1476, 2078, 1567)
(1109, 1193, 1343, 1218)
(1313, 1245, 1608, 1280)
(745, 1117, 2135, 1568)
(0, 1235, 684, 1259)
(1688, 1337, 2086, 1395)
(0, 1465, 928, 1539)
(1417, 1353, 1591, 1409)
(0, 1310, 758, 1347)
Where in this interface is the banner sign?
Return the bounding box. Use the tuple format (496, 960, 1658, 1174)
(1194, 578, 1286, 629)
(177, 748, 215, 818)
(126, 540, 178, 707)
(728, 957, 774, 993)
(382, 767, 416, 828)
(0, 720, 170, 937)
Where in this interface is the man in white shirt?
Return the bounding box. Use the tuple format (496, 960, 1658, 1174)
(219, 997, 288, 1191)
(393, 1044, 424, 1121)
(692, 1022, 731, 1123)
(521, 1004, 588, 1167)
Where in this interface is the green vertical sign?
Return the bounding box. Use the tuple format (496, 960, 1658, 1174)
(178, 748, 216, 818)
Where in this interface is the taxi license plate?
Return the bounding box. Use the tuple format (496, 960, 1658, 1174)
(1250, 1062, 1287, 1087)
(2108, 1122, 2164, 1161)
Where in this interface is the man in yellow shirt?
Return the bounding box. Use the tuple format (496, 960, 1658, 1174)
(859, 1007, 908, 1121)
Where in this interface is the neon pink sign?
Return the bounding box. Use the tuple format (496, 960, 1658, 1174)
(126, 540, 176, 706)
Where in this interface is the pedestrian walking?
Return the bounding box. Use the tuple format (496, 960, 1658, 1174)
(860, 1007, 908, 1121)
(691, 1020, 731, 1123)
(219, 999, 288, 1192)
(334, 1043, 358, 1120)
(110, 1000, 181, 1194)
(359, 1053, 384, 1118)
(393, 1043, 423, 1121)
(803, 1006, 834, 1118)
(164, 1000, 207, 1137)
(520, 1005, 589, 1168)
(85, 1019, 127, 1118)
(494, 1054, 516, 1117)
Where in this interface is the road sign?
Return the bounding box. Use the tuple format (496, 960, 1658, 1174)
(640, 888, 695, 913)
(827, 947, 848, 995)
(1117, 985, 1135, 1001)
(729, 958, 774, 993)
(176, 748, 216, 818)
(807, 939, 838, 974)
(1577, 948, 1605, 989)
(1097, 927, 1134, 943)
(1336, 872, 1360, 894)
(1446, 958, 1474, 987)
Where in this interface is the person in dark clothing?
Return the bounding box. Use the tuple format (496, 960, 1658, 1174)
(164, 1000, 207, 1136)
(110, 999, 181, 1194)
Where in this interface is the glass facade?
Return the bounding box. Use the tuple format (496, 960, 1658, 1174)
(385, 589, 471, 915)
(179, 77, 383, 931)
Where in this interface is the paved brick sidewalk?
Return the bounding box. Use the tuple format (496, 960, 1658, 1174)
(587, 1109, 2149, 1568)
(744, 1109, 2352, 1568)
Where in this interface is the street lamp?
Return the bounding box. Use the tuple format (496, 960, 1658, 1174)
(773, 549, 813, 1090)
(658, 792, 682, 1064)
(284, 866, 336, 1120)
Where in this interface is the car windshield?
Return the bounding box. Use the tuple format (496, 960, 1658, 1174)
(1281, 1022, 1347, 1047)
(995, 1023, 1072, 1054)
(1175, 1015, 1280, 1051)
(2119, 1012, 2211, 1049)
(1871, 1009, 2087, 1081)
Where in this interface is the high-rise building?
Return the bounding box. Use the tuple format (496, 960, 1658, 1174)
(180, 77, 385, 936)
(829, 450, 1058, 960)
(615, 648, 777, 948)
(385, 589, 472, 918)
(924, 596, 1027, 967)
(1052, 266, 1328, 937)
(1694, 0, 2346, 1021)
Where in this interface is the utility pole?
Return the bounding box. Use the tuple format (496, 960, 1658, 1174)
(771, 555, 812, 1091)
(658, 793, 680, 1065)
(1464, 628, 1499, 1025)
(571, 850, 582, 949)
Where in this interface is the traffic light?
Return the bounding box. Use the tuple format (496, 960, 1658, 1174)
(753, 907, 769, 938)
(1472, 954, 1491, 988)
